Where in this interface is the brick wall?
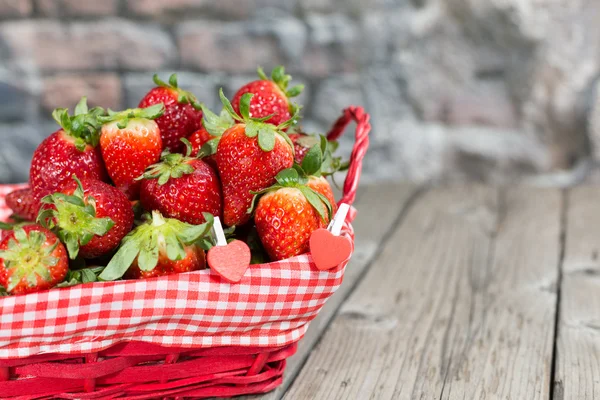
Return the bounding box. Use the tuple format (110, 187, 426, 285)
(1, 0, 599, 185)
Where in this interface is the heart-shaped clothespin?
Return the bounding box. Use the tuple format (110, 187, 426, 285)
(310, 203, 353, 271)
(207, 217, 251, 283)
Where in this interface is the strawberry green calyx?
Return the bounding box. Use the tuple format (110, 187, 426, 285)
(153, 73, 202, 109)
(138, 139, 196, 185)
(248, 168, 332, 222)
(257, 66, 304, 99)
(196, 105, 236, 158)
(295, 134, 347, 177)
(52, 97, 106, 151)
(200, 105, 235, 137)
(219, 88, 298, 152)
(56, 266, 104, 287)
(0, 228, 60, 292)
(98, 103, 165, 130)
(99, 210, 214, 281)
(37, 176, 114, 259)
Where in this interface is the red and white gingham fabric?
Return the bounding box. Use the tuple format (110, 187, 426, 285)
(0, 184, 353, 360)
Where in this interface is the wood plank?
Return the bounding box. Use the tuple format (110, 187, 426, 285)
(283, 186, 561, 400)
(238, 183, 419, 400)
(555, 186, 600, 400)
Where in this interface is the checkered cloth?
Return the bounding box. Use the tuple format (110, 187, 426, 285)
(0, 184, 353, 360)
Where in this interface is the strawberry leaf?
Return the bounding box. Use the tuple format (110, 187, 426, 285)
(198, 138, 220, 158)
(219, 88, 242, 121)
(239, 92, 253, 120)
(98, 104, 165, 125)
(138, 103, 165, 120)
(258, 128, 276, 151)
(245, 121, 261, 138)
(257, 66, 269, 81)
(168, 73, 178, 88)
(153, 73, 167, 87)
(298, 186, 328, 222)
(56, 266, 104, 287)
(99, 237, 140, 281)
(201, 106, 235, 137)
(275, 168, 300, 186)
(138, 241, 159, 272)
(286, 84, 304, 98)
(165, 233, 185, 261)
(178, 213, 214, 244)
(74, 97, 89, 116)
(301, 144, 323, 176)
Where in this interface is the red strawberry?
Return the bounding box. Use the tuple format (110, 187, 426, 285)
(127, 244, 205, 279)
(98, 211, 213, 281)
(308, 176, 337, 215)
(30, 97, 107, 203)
(188, 126, 218, 169)
(139, 74, 203, 153)
(188, 126, 212, 157)
(253, 169, 332, 261)
(139, 140, 222, 224)
(5, 188, 39, 221)
(0, 225, 68, 295)
(99, 104, 164, 200)
(215, 90, 296, 226)
(289, 133, 311, 164)
(38, 176, 134, 259)
(231, 66, 303, 127)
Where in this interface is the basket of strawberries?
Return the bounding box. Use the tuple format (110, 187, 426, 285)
(0, 66, 370, 399)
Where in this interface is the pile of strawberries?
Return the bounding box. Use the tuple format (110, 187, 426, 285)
(0, 66, 347, 295)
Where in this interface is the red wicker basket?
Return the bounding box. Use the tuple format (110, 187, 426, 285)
(0, 107, 370, 399)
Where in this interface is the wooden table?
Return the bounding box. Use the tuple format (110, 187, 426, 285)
(245, 184, 600, 400)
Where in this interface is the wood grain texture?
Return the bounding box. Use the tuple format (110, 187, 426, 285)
(283, 186, 561, 400)
(239, 183, 420, 400)
(555, 186, 600, 400)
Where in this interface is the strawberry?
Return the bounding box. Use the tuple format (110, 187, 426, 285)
(30, 97, 107, 203)
(139, 139, 222, 225)
(214, 89, 296, 227)
(38, 176, 134, 259)
(252, 168, 332, 261)
(0, 225, 68, 295)
(308, 176, 337, 215)
(98, 210, 213, 281)
(99, 104, 165, 200)
(139, 74, 203, 153)
(188, 126, 213, 158)
(231, 66, 303, 127)
(289, 133, 312, 165)
(5, 188, 39, 221)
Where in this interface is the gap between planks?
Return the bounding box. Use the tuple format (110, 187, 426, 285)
(553, 186, 600, 400)
(235, 182, 421, 400)
(283, 186, 563, 400)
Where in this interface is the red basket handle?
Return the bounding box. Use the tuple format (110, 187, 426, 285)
(326, 106, 371, 207)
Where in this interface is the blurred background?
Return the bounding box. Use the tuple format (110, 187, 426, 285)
(0, 0, 599, 185)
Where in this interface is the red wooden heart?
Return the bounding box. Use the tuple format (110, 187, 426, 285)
(207, 240, 251, 283)
(309, 228, 353, 271)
